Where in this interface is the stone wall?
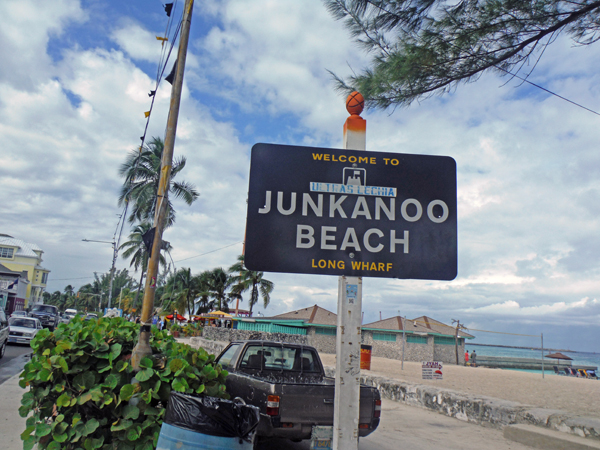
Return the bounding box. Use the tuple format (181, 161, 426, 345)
(306, 329, 337, 354)
(361, 331, 435, 362)
(202, 326, 309, 345)
(434, 341, 466, 365)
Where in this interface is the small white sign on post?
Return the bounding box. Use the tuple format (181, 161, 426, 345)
(310, 426, 333, 450)
(422, 361, 443, 380)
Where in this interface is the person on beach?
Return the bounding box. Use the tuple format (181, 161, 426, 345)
(465, 350, 469, 366)
(470, 350, 477, 367)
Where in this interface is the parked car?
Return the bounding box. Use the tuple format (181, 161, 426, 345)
(215, 340, 381, 443)
(29, 304, 60, 331)
(61, 308, 78, 324)
(9, 310, 28, 319)
(84, 313, 98, 321)
(8, 317, 42, 345)
(0, 308, 8, 358)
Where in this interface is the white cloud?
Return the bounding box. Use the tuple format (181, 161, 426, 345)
(2, 0, 600, 352)
(111, 21, 165, 63)
(467, 297, 600, 316)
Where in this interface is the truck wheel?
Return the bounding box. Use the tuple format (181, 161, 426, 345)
(0, 340, 6, 359)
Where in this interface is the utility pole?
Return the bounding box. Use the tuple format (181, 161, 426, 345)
(82, 239, 117, 309)
(452, 319, 467, 365)
(131, 0, 195, 370)
(107, 241, 117, 309)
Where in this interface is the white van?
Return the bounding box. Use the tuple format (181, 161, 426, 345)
(61, 309, 78, 323)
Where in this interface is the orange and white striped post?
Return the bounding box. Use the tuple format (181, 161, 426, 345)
(333, 92, 366, 450)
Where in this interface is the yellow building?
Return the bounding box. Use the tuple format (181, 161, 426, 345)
(0, 234, 50, 308)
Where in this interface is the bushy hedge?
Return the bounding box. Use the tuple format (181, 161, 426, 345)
(19, 316, 228, 450)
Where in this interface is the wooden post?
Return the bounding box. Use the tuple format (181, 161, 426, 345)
(131, 0, 195, 370)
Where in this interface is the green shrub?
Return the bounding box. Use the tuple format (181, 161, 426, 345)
(19, 316, 228, 450)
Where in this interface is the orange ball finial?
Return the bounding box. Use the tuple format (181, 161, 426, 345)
(346, 91, 364, 116)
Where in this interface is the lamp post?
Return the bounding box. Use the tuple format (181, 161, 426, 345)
(82, 239, 118, 309)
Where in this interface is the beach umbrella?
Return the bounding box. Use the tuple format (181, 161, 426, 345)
(544, 352, 573, 365)
(165, 313, 186, 321)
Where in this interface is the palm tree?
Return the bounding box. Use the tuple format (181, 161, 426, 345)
(118, 137, 199, 227)
(229, 255, 274, 315)
(119, 222, 171, 311)
(162, 268, 202, 317)
(78, 273, 105, 312)
(202, 267, 240, 312)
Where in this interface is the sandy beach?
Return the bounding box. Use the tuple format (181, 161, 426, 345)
(319, 354, 600, 418)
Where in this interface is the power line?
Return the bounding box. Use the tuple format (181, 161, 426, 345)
(174, 241, 243, 263)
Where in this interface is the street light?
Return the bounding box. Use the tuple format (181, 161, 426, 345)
(82, 239, 118, 309)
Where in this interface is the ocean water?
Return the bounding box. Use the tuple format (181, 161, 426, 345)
(464, 344, 600, 371)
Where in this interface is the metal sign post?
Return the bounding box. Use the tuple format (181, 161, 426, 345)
(333, 94, 366, 450)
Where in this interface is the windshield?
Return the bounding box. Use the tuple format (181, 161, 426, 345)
(240, 345, 320, 373)
(9, 318, 37, 328)
(32, 305, 56, 314)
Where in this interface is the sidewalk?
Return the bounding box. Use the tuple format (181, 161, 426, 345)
(1, 374, 27, 450)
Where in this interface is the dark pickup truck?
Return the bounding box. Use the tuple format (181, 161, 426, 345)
(215, 340, 381, 443)
(29, 304, 59, 331)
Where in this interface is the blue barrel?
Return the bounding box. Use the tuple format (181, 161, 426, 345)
(156, 423, 254, 450)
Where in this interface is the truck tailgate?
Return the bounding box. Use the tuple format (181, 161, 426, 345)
(279, 382, 335, 424)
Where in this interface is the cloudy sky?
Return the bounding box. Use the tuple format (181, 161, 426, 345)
(2, 0, 599, 352)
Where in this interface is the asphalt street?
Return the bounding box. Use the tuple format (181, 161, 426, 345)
(255, 400, 533, 450)
(0, 344, 31, 384)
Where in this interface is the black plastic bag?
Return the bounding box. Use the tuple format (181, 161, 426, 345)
(164, 392, 260, 442)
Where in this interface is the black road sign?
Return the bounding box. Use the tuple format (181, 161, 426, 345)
(244, 143, 457, 280)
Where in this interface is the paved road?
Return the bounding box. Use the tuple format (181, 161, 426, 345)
(0, 344, 31, 384)
(256, 399, 533, 450)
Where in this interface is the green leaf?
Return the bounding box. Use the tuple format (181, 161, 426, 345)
(18, 405, 31, 417)
(78, 392, 92, 405)
(53, 431, 69, 443)
(110, 419, 132, 432)
(74, 372, 95, 391)
(115, 360, 129, 372)
(21, 392, 34, 407)
(134, 368, 154, 382)
(20, 426, 35, 440)
(37, 369, 51, 382)
(57, 392, 71, 408)
(22, 435, 36, 450)
(139, 356, 154, 369)
(53, 421, 68, 434)
(172, 378, 187, 392)
(122, 404, 140, 420)
(47, 441, 62, 450)
(126, 425, 141, 441)
(83, 418, 100, 436)
(110, 343, 122, 359)
(196, 384, 205, 394)
(35, 422, 52, 437)
(144, 406, 160, 416)
(120, 384, 135, 402)
(168, 358, 184, 373)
